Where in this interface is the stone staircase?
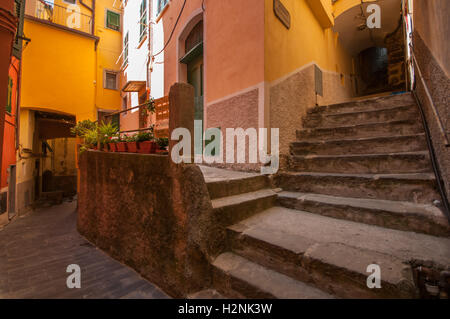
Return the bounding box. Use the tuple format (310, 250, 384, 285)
(195, 93, 450, 299)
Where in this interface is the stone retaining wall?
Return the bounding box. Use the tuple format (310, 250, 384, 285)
(77, 151, 220, 297)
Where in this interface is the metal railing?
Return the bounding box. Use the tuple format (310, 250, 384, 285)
(408, 44, 450, 222)
(103, 96, 170, 137)
(33, 0, 93, 34)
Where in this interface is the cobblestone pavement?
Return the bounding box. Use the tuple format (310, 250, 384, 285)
(0, 201, 169, 299)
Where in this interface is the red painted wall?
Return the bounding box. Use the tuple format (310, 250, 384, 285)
(1, 56, 19, 189)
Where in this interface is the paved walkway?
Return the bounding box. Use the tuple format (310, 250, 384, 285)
(0, 200, 169, 299)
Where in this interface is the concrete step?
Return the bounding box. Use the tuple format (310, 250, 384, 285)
(206, 175, 269, 200)
(297, 119, 422, 141)
(228, 207, 450, 298)
(304, 104, 419, 128)
(290, 134, 427, 156)
(277, 191, 450, 237)
(212, 252, 334, 299)
(274, 172, 440, 204)
(289, 151, 432, 174)
(307, 93, 415, 115)
(212, 189, 277, 226)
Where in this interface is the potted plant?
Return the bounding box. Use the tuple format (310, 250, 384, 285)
(83, 128, 99, 150)
(71, 119, 97, 150)
(125, 134, 139, 153)
(136, 131, 157, 154)
(108, 137, 118, 152)
(116, 136, 128, 152)
(156, 137, 169, 154)
(98, 122, 119, 152)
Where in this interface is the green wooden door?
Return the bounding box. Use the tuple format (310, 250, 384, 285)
(187, 55, 203, 156)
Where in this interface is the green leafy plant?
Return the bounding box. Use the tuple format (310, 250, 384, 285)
(124, 134, 138, 142)
(156, 137, 169, 150)
(136, 131, 154, 142)
(141, 98, 156, 118)
(83, 128, 99, 147)
(98, 121, 118, 144)
(71, 120, 97, 137)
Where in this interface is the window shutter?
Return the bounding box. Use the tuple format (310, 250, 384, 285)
(107, 11, 120, 31)
(6, 77, 13, 114)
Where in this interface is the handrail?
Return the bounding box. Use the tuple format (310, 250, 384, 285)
(408, 44, 450, 222)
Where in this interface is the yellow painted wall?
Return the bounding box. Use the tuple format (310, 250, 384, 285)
(265, 0, 353, 82)
(21, 0, 122, 122)
(17, 110, 35, 185)
(18, 0, 123, 210)
(21, 19, 97, 120)
(94, 0, 123, 115)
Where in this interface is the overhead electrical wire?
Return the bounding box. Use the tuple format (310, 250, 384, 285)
(152, 0, 187, 58)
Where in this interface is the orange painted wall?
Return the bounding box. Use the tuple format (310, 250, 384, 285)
(1, 57, 19, 189)
(161, 0, 265, 103)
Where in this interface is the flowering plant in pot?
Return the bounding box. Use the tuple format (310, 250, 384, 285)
(116, 136, 128, 153)
(125, 134, 139, 153)
(136, 131, 157, 154)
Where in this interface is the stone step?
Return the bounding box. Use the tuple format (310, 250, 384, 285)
(274, 172, 440, 204)
(212, 189, 277, 226)
(290, 134, 427, 156)
(228, 207, 450, 298)
(206, 175, 269, 200)
(188, 289, 226, 299)
(212, 252, 334, 299)
(303, 104, 419, 128)
(277, 191, 450, 237)
(289, 151, 432, 174)
(296, 119, 422, 141)
(307, 93, 415, 115)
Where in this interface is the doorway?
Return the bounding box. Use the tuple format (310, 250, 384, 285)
(180, 20, 204, 155)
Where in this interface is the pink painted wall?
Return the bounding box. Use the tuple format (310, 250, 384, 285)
(161, 0, 265, 104)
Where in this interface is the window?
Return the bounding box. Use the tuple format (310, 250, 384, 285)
(6, 77, 13, 114)
(157, 0, 169, 16)
(63, 0, 77, 4)
(123, 32, 129, 66)
(106, 10, 120, 31)
(104, 71, 118, 90)
(139, 0, 148, 42)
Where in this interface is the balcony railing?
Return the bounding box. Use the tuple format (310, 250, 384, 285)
(30, 0, 93, 34)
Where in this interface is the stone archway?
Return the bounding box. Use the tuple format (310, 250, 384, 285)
(333, 0, 406, 95)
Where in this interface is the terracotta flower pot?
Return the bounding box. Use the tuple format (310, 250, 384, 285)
(127, 142, 138, 153)
(109, 143, 117, 152)
(116, 142, 128, 152)
(138, 141, 157, 154)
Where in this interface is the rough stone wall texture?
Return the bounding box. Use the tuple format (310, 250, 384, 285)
(206, 89, 261, 172)
(413, 31, 450, 200)
(77, 151, 221, 297)
(270, 64, 353, 169)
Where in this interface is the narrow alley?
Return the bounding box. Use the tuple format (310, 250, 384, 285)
(0, 200, 168, 299)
